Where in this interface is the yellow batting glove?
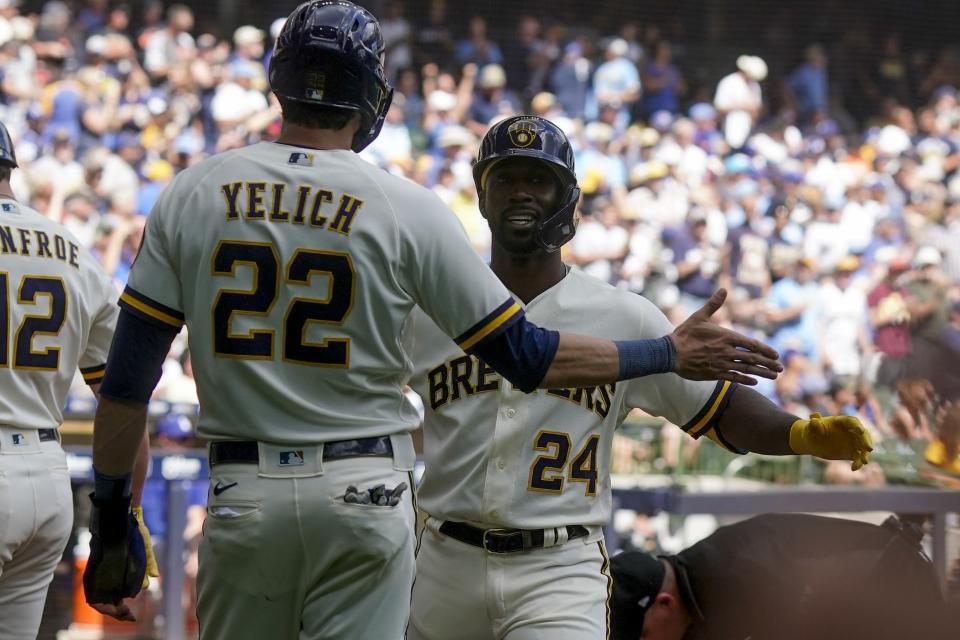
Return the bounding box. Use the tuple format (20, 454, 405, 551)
(131, 506, 160, 589)
(789, 413, 873, 471)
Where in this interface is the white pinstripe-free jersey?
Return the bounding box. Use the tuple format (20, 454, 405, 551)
(0, 198, 118, 429)
(123, 142, 521, 443)
(405, 268, 732, 529)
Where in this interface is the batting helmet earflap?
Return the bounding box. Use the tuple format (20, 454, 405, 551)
(269, 0, 394, 152)
(473, 115, 581, 252)
(0, 122, 17, 169)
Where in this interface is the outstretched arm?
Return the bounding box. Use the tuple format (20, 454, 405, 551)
(478, 289, 783, 391)
(714, 385, 873, 470)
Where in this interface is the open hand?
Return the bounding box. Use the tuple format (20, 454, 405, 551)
(671, 289, 782, 385)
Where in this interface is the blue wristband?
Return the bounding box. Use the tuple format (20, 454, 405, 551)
(93, 468, 132, 501)
(614, 336, 676, 380)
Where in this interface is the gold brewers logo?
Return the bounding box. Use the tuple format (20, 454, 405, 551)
(507, 119, 542, 148)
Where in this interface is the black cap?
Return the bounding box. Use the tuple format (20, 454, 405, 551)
(610, 551, 667, 640)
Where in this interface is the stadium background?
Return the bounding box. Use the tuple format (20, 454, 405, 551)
(3, 0, 957, 637)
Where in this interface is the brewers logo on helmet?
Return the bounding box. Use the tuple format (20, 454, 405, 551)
(507, 119, 542, 148)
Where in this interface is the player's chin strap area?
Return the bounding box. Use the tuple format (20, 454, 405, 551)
(431, 519, 590, 554)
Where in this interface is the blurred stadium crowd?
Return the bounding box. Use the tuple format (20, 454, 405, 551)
(1, 0, 958, 484)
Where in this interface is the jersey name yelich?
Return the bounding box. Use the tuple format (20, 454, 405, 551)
(221, 182, 364, 235)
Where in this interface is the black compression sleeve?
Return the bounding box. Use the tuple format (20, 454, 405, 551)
(99, 308, 179, 404)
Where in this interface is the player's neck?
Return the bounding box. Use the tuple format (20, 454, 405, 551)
(0, 180, 14, 200)
(491, 248, 567, 304)
(276, 121, 356, 151)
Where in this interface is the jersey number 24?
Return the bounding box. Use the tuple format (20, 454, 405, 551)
(528, 430, 600, 496)
(211, 240, 355, 367)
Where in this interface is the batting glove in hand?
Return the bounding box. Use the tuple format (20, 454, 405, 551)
(131, 506, 160, 589)
(789, 413, 873, 471)
(83, 493, 147, 606)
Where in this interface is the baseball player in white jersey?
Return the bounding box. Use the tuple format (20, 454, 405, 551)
(404, 115, 875, 640)
(82, 4, 784, 638)
(0, 121, 121, 639)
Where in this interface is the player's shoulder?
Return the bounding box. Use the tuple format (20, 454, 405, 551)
(346, 156, 449, 215)
(557, 268, 672, 337)
(564, 268, 664, 316)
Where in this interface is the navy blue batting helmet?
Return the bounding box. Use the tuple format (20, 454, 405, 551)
(0, 122, 17, 168)
(269, 0, 393, 152)
(473, 115, 580, 252)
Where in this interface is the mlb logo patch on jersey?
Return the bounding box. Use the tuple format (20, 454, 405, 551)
(279, 450, 305, 466)
(288, 152, 314, 166)
(11, 433, 26, 445)
(0, 202, 19, 214)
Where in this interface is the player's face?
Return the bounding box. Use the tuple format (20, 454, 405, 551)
(482, 157, 561, 256)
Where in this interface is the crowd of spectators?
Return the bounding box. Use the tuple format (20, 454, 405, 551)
(3, 0, 958, 482)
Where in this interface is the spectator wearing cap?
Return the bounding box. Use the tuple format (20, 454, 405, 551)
(455, 15, 502, 68)
(688, 102, 727, 156)
(465, 63, 519, 136)
(787, 44, 829, 125)
(906, 247, 952, 343)
(610, 514, 949, 640)
(639, 40, 685, 119)
(231, 25, 265, 70)
(549, 40, 592, 119)
(576, 121, 627, 198)
(590, 38, 641, 129)
(714, 55, 767, 149)
(210, 60, 268, 139)
(60, 189, 101, 248)
(867, 257, 913, 388)
(30, 127, 85, 195)
(819, 255, 870, 379)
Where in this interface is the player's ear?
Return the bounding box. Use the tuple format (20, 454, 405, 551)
(478, 190, 489, 219)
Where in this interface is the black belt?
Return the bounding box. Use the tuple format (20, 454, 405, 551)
(439, 521, 590, 554)
(39, 429, 58, 442)
(209, 436, 393, 466)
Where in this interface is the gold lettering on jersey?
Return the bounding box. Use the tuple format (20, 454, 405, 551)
(270, 184, 289, 221)
(17, 228, 31, 255)
(246, 182, 267, 219)
(310, 189, 333, 227)
(450, 355, 474, 400)
(34, 231, 52, 258)
(54, 235, 68, 261)
(292, 185, 310, 224)
(0, 226, 80, 269)
(547, 383, 616, 418)
(427, 354, 502, 409)
(0, 225, 14, 253)
(221, 182, 243, 219)
(424, 353, 615, 417)
(329, 194, 362, 235)
(222, 184, 364, 236)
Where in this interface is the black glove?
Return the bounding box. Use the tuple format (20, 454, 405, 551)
(83, 493, 147, 605)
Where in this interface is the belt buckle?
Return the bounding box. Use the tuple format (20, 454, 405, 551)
(481, 528, 515, 553)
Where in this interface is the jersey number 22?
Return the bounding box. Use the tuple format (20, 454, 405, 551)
(211, 240, 355, 367)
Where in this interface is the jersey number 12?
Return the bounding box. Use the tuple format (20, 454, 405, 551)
(0, 273, 67, 370)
